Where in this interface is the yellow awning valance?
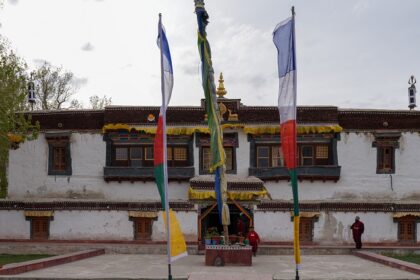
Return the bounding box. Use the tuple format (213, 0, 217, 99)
(393, 212, 420, 218)
(244, 125, 342, 135)
(290, 212, 320, 218)
(128, 211, 158, 218)
(24, 211, 54, 217)
(188, 187, 270, 201)
(103, 123, 342, 135)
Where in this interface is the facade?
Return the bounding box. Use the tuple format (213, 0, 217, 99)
(3, 91, 420, 246)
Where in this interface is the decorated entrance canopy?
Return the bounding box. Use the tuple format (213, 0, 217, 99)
(188, 175, 271, 201)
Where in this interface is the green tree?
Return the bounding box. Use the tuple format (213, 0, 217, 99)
(89, 94, 112, 109)
(33, 62, 79, 110)
(0, 37, 39, 198)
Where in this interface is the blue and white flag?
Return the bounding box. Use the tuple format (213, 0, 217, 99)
(157, 21, 173, 109)
(273, 17, 297, 127)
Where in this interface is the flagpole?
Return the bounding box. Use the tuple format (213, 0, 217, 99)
(158, 13, 173, 280)
(291, 7, 300, 280)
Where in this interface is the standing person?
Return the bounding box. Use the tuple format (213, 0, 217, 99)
(247, 226, 260, 256)
(350, 216, 365, 249)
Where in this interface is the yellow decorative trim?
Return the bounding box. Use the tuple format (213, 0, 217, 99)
(128, 211, 158, 218)
(393, 212, 420, 218)
(290, 211, 320, 218)
(244, 125, 343, 135)
(7, 133, 24, 143)
(102, 123, 245, 135)
(24, 211, 54, 217)
(103, 123, 342, 135)
(188, 187, 270, 201)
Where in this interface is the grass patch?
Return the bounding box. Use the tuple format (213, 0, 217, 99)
(0, 254, 54, 266)
(383, 253, 420, 265)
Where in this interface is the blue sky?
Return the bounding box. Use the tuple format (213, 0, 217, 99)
(1, 0, 419, 109)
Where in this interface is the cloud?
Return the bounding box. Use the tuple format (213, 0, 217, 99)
(249, 75, 267, 88)
(33, 59, 47, 67)
(120, 64, 133, 70)
(353, 1, 370, 15)
(7, 0, 19, 5)
(81, 42, 94, 51)
(72, 77, 89, 88)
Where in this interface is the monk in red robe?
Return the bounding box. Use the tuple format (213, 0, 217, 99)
(247, 226, 260, 256)
(350, 216, 364, 249)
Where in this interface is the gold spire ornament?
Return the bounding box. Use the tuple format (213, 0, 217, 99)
(216, 72, 227, 98)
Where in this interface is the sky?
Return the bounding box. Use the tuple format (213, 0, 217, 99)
(1, 0, 419, 109)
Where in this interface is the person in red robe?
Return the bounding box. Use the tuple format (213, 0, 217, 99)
(350, 216, 364, 249)
(247, 226, 260, 256)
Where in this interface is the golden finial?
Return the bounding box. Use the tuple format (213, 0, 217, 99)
(216, 72, 227, 98)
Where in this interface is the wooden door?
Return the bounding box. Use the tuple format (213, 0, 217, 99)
(398, 218, 415, 242)
(134, 218, 152, 240)
(31, 217, 49, 240)
(299, 217, 313, 242)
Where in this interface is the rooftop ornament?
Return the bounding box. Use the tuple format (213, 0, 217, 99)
(408, 75, 416, 110)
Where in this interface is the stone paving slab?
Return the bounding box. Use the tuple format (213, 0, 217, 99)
(0, 254, 419, 280)
(354, 251, 420, 275)
(0, 249, 104, 275)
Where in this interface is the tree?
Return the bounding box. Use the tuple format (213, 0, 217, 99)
(89, 94, 112, 109)
(32, 62, 79, 110)
(0, 37, 39, 198)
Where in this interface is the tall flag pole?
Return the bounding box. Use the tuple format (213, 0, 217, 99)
(155, 14, 187, 280)
(194, 0, 231, 243)
(273, 6, 301, 280)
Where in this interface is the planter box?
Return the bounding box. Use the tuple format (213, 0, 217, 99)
(205, 245, 252, 266)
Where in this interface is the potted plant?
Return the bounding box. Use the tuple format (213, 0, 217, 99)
(210, 227, 220, 245)
(204, 230, 212, 245)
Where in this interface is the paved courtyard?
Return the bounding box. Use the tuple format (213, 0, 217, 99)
(1, 254, 419, 280)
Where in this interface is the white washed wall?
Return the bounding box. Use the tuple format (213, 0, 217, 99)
(8, 131, 420, 202)
(265, 132, 420, 201)
(152, 210, 198, 242)
(254, 211, 292, 241)
(8, 132, 190, 201)
(253, 210, 400, 243)
(51, 211, 133, 240)
(236, 130, 251, 176)
(314, 212, 397, 244)
(0, 211, 29, 239)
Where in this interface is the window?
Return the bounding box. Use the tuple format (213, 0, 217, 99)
(249, 134, 340, 181)
(133, 217, 153, 240)
(255, 144, 329, 168)
(198, 133, 238, 174)
(398, 217, 416, 243)
(256, 146, 284, 168)
(104, 132, 194, 181)
(300, 144, 329, 166)
(372, 132, 400, 174)
(31, 217, 50, 240)
(46, 133, 72, 176)
(202, 147, 234, 171)
(113, 146, 154, 167)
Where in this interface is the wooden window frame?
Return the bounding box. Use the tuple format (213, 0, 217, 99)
(46, 134, 72, 176)
(256, 145, 284, 168)
(372, 132, 400, 174)
(201, 146, 235, 173)
(197, 133, 238, 175)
